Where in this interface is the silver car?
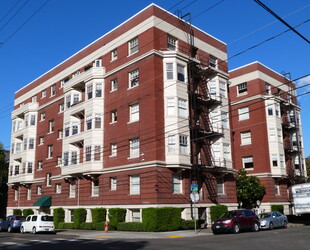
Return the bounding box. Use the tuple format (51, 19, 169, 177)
(259, 212, 288, 230)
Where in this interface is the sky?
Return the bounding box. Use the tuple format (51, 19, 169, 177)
(0, 0, 309, 155)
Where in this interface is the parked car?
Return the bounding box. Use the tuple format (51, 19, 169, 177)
(0, 215, 26, 233)
(20, 214, 55, 234)
(211, 209, 260, 234)
(259, 212, 288, 230)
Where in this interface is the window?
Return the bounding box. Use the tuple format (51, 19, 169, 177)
(94, 146, 101, 161)
(49, 120, 54, 133)
(217, 178, 224, 194)
(223, 144, 230, 159)
(85, 146, 92, 161)
(86, 116, 92, 130)
(172, 173, 182, 193)
(166, 63, 173, 79)
(65, 123, 70, 137)
(94, 59, 102, 68)
(27, 162, 33, 173)
(111, 110, 117, 123)
(66, 95, 71, 108)
(32, 95, 37, 103)
(46, 173, 51, 186)
(167, 98, 175, 115)
(40, 112, 46, 121)
(14, 189, 19, 200)
(50, 84, 56, 96)
(275, 182, 280, 195)
(111, 48, 118, 60)
(237, 82, 247, 94)
(168, 135, 176, 153)
(25, 114, 29, 127)
(177, 64, 185, 82)
(71, 151, 77, 165)
(209, 56, 217, 68)
(111, 78, 118, 91)
(280, 154, 285, 168)
(268, 105, 273, 115)
(24, 138, 28, 150)
(111, 143, 117, 157)
(73, 93, 79, 104)
(277, 129, 282, 140)
(221, 112, 228, 128)
(87, 84, 93, 99)
(14, 165, 20, 175)
(272, 155, 278, 167)
(269, 128, 276, 141)
(129, 69, 139, 88)
(38, 161, 43, 170)
(72, 122, 78, 135)
(238, 106, 249, 120)
(47, 145, 53, 158)
(219, 81, 226, 97)
(59, 103, 64, 113)
(131, 209, 141, 222)
(275, 103, 280, 117)
(129, 138, 140, 158)
(243, 156, 254, 169)
(69, 182, 76, 198)
(37, 186, 42, 195)
(130, 175, 140, 194)
(96, 83, 102, 97)
(55, 184, 62, 194)
(41, 90, 46, 98)
(209, 81, 217, 96)
(27, 187, 31, 200)
(95, 114, 101, 128)
(179, 135, 188, 154)
(129, 37, 138, 54)
(241, 131, 251, 145)
(30, 115, 36, 126)
(16, 143, 21, 153)
(111, 177, 117, 190)
(57, 156, 62, 166)
(29, 138, 34, 149)
(64, 152, 69, 166)
(92, 179, 99, 196)
(266, 83, 271, 94)
(168, 36, 177, 50)
(129, 103, 139, 122)
(178, 98, 187, 117)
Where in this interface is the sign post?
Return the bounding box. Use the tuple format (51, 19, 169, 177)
(190, 184, 200, 234)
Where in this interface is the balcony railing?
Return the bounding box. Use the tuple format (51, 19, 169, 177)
(12, 102, 38, 119)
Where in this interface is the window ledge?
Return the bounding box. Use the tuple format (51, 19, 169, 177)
(127, 120, 139, 124)
(127, 156, 139, 160)
(127, 85, 139, 91)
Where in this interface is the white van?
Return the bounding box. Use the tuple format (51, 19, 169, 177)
(20, 215, 55, 234)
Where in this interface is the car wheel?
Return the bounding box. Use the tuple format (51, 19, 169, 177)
(252, 222, 259, 232)
(283, 221, 287, 229)
(8, 226, 12, 233)
(213, 231, 219, 235)
(269, 222, 274, 230)
(20, 226, 25, 234)
(32, 227, 36, 234)
(232, 223, 240, 234)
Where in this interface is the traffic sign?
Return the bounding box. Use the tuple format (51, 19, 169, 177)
(191, 184, 199, 191)
(190, 192, 199, 202)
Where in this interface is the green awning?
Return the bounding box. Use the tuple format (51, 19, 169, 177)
(33, 195, 52, 207)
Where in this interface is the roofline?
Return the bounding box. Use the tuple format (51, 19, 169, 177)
(15, 3, 226, 94)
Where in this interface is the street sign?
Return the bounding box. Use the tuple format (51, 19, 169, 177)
(191, 184, 199, 192)
(190, 192, 199, 203)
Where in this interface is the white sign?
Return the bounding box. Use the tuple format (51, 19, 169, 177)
(190, 192, 199, 203)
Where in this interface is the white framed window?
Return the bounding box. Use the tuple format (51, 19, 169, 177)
(32, 95, 37, 103)
(37, 186, 42, 195)
(47, 145, 53, 158)
(71, 151, 77, 165)
(46, 173, 51, 186)
(49, 120, 54, 133)
(223, 144, 230, 159)
(94, 59, 102, 68)
(38, 161, 43, 170)
(238, 106, 249, 120)
(219, 81, 226, 97)
(168, 135, 176, 153)
(213, 143, 220, 158)
(92, 179, 99, 197)
(27, 187, 31, 200)
(241, 131, 251, 145)
(50, 84, 56, 96)
(177, 64, 185, 82)
(237, 82, 247, 95)
(275, 182, 280, 195)
(87, 84, 93, 99)
(268, 105, 273, 115)
(111, 143, 117, 157)
(131, 209, 141, 222)
(59, 103, 64, 113)
(130, 175, 140, 195)
(66, 95, 71, 108)
(41, 90, 46, 98)
(72, 122, 78, 135)
(55, 184, 62, 194)
(129, 37, 138, 54)
(168, 35, 177, 50)
(166, 63, 173, 79)
(217, 178, 225, 194)
(209, 56, 217, 68)
(57, 156, 62, 166)
(221, 112, 228, 128)
(64, 152, 69, 166)
(111, 78, 118, 91)
(96, 83, 102, 97)
(40, 112, 46, 121)
(86, 116, 92, 130)
(129, 138, 140, 158)
(111, 48, 118, 60)
(24, 138, 28, 150)
(111, 177, 117, 191)
(129, 103, 139, 122)
(269, 128, 276, 141)
(178, 98, 187, 117)
(277, 129, 282, 140)
(14, 188, 19, 200)
(94, 146, 101, 161)
(179, 135, 188, 154)
(129, 69, 139, 88)
(29, 138, 34, 149)
(65, 123, 70, 137)
(69, 182, 76, 198)
(111, 110, 117, 123)
(209, 81, 217, 96)
(167, 98, 175, 115)
(280, 154, 285, 168)
(172, 173, 182, 193)
(95, 114, 102, 128)
(30, 115, 36, 126)
(243, 156, 254, 169)
(266, 83, 271, 94)
(16, 143, 21, 153)
(73, 93, 79, 104)
(272, 154, 278, 167)
(85, 146, 92, 161)
(275, 103, 280, 117)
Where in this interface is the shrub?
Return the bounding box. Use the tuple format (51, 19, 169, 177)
(271, 205, 284, 214)
(53, 208, 65, 229)
(108, 208, 126, 230)
(181, 220, 195, 230)
(142, 207, 182, 232)
(73, 208, 87, 229)
(13, 209, 22, 215)
(91, 208, 107, 225)
(80, 222, 94, 230)
(58, 222, 75, 229)
(23, 209, 34, 217)
(210, 205, 228, 222)
(94, 222, 105, 231)
(117, 222, 145, 231)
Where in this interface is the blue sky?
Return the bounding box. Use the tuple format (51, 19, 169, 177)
(0, 0, 309, 155)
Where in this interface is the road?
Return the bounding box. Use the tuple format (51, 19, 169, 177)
(0, 226, 309, 249)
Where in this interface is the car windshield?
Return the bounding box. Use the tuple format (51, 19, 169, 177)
(15, 216, 26, 220)
(220, 211, 238, 219)
(41, 216, 53, 221)
(259, 213, 271, 219)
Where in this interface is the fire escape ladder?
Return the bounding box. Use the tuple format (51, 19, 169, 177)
(203, 172, 218, 203)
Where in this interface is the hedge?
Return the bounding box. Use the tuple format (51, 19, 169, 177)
(73, 208, 87, 229)
(94, 221, 106, 231)
(210, 205, 228, 221)
(108, 208, 126, 230)
(80, 222, 95, 230)
(142, 207, 181, 232)
(58, 222, 75, 229)
(271, 205, 284, 214)
(23, 209, 34, 217)
(53, 208, 65, 229)
(91, 208, 107, 225)
(13, 209, 22, 216)
(117, 222, 145, 231)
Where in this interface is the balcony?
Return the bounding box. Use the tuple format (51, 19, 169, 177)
(64, 67, 105, 92)
(61, 161, 103, 176)
(8, 172, 34, 185)
(12, 102, 38, 119)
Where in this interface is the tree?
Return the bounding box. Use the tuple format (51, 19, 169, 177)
(306, 158, 310, 182)
(0, 143, 8, 219)
(236, 169, 266, 209)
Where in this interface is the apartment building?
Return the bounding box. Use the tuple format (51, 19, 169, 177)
(229, 62, 306, 213)
(8, 4, 235, 223)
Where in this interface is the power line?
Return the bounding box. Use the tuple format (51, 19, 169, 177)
(0, 0, 22, 25)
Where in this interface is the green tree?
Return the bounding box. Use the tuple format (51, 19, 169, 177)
(236, 169, 266, 209)
(306, 158, 310, 182)
(0, 143, 8, 219)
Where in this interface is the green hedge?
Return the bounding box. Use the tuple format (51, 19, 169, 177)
(271, 205, 284, 214)
(117, 222, 145, 231)
(142, 207, 181, 232)
(80, 222, 94, 230)
(91, 208, 106, 225)
(108, 208, 126, 230)
(58, 222, 75, 229)
(13, 209, 22, 215)
(53, 208, 65, 229)
(94, 221, 105, 231)
(22, 209, 34, 217)
(73, 208, 87, 229)
(210, 205, 228, 221)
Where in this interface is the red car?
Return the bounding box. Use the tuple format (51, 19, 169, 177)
(211, 209, 259, 234)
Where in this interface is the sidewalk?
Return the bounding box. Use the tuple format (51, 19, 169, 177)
(56, 222, 305, 239)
